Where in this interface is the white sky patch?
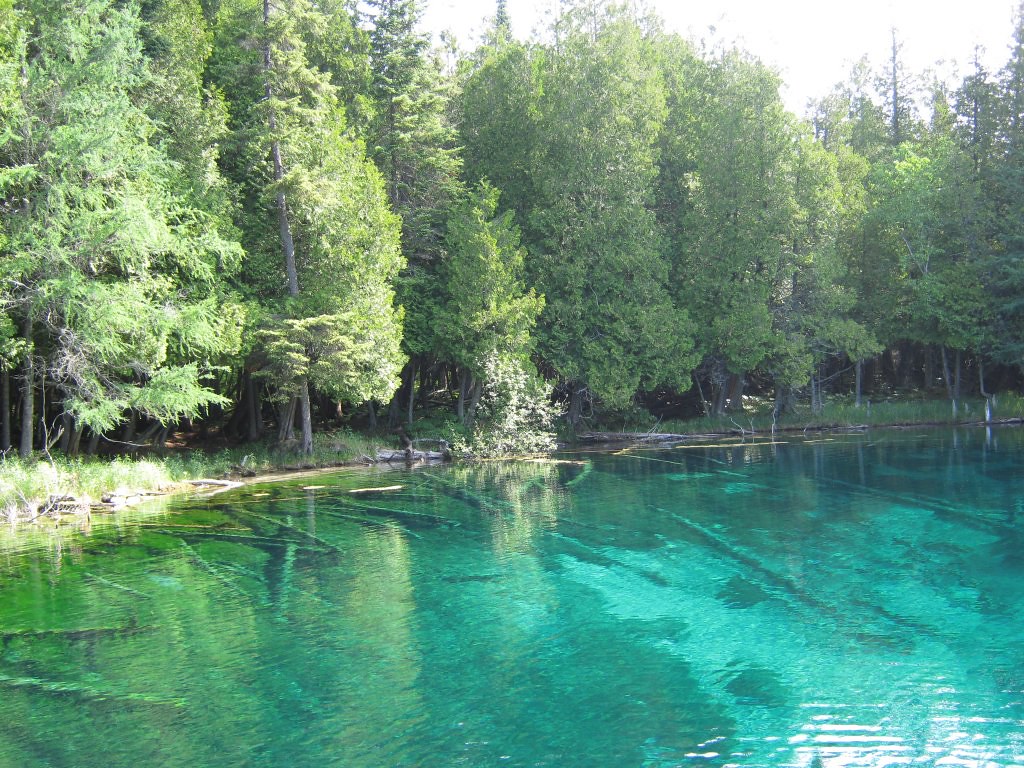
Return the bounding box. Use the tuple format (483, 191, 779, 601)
(419, 0, 1019, 114)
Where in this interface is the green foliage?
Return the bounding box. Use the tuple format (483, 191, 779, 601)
(0, 314, 25, 370)
(366, 0, 462, 255)
(676, 51, 798, 377)
(439, 182, 543, 371)
(258, 311, 405, 404)
(524, 6, 697, 407)
(4, 0, 1024, 451)
(0, 0, 243, 432)
(210, 0, 406, 425)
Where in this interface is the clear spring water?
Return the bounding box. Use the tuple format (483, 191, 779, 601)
(0, 429, 1022, 768)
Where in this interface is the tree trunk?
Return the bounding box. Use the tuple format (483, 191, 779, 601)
(59, 412, 73, 453)
(773, 386, 797, 419)
(810, 371, 824, 415)
(940, 346, 954, 400)
(772, 387, 786, 425)
(86, 429, 100, 455)
(153, 425, 171, 456)
(567, 384, 584, 427)
(457, 369, 469, 424)
(298, 381, 313, 455)
(953, 349, 962, 400)
(254, 385, 264, 436)
(387, 387, 400, 427)
(68, 421, 83, 456)
(418, 361, 431, 407)
(855, 359, 864, 408)
(979, 359, 992, 399)
(693, 374, 709, 417)
(367, 400, 377, 430)
(265, 0, 312, 455)
(726, 374, 745, 413)
(19, 315, 33, 459)
(122, 409, 137, 444)
(466, 379, 483, 424)
(712, 380, 728, 417)
(224, 372, 247, 439)
(895, 341, 914, 389)
(406, 359, 416, 426)
(1, 369, 10, 451)
(278, 397, 297, 443)
(923, 346, 935, 390)
(243, 372, 262, 441)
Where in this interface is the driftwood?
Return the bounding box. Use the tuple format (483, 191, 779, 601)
(578, 418, 1024, 448)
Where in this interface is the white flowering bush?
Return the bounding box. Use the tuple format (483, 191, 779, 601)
(451, 352, 559, 458)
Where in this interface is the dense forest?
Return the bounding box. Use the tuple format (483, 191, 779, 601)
(2, 0, 1024, 457)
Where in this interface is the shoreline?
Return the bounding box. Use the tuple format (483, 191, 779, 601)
(4, 452, 450, 529)
(6, 418, 1022, 530)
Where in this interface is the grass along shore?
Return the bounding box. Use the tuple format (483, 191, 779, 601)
(1, 429, 387, 525)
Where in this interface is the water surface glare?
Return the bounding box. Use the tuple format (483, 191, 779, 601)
(1, 430, 1023, 767)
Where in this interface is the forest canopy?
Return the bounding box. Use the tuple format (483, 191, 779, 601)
(3, 0, 1024, 456)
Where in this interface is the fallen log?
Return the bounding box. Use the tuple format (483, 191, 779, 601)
(575, 431, 695, 444)
(376, 449, 448, 463)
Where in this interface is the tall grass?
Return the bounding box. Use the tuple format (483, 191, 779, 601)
(0, 428, 387, 523)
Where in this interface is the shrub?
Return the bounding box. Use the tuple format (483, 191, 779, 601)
(451, 352, 559, 458)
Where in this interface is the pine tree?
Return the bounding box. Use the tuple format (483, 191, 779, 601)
(494, 0, 510, 35)
(438, 183, 543, 424)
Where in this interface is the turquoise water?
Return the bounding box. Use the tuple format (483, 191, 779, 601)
(1, 430, 1023, 767)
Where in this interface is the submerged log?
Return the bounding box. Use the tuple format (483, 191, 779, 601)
(0, 621, 156, 644)
(0, 672, 187, 708)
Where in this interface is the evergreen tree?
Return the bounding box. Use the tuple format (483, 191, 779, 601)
(210, 0, 405, 452)
(675, 50, 797, 413)
(526, 4, 697, 420)
(459, 36, 540, 227)
(366, 0, 460, 254)
(879, 29, 920, 147)
(438, 183, 544, 424)
(494, 0, 509, 32)
(0, 0, 244, 456)
(987, 3, 1024, 368)
(365, 0, 462, 424)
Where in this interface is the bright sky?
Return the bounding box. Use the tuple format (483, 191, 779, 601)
(420, 0, 1020, 114)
